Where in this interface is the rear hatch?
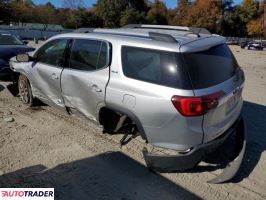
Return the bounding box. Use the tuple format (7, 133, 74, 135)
(180, 38, 244, 143)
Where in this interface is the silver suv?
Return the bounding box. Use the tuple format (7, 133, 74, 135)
(11, 25, 246, 183)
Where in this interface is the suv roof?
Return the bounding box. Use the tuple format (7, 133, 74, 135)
(56, 25, 226, 53)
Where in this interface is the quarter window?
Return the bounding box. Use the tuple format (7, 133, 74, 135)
(69, 39, 108, 71)
(36, 39, 68, 66)
(121, 46, 185, 88)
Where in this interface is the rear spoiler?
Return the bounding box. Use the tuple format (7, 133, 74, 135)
(179, 36, 226, 53)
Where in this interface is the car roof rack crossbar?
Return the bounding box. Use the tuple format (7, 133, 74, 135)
(123, 24, 211, 37)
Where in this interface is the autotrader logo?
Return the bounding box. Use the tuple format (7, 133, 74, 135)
(0, 188, 54, 199)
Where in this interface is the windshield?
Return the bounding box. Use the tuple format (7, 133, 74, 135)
(0, 35, 24, 45)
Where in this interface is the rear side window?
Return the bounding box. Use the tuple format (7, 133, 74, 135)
(70, 39, 108, 71)
(182, 44, 239, 89)
(121, 46, 191, 89)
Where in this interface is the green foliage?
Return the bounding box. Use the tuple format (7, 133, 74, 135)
(0, 0, 264, 37)
(96, 0, 128, 27)
(120, 8, 146, 27)
(0, 0, 12, 24)
(74, 8, 103, 28)
(146, 0, 168, 25)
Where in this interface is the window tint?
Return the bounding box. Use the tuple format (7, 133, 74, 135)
(182, 44, 239, 89)
(69, 39, 107, 71)
(0, 35, 23, 45)
(122, 46, 190, 89)
(36, 39, 68, 66)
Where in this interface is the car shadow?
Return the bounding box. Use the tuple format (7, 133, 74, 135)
(0, 84, 4, 92)
(232, 101, 266, 182)
(0, 152, 200, 200)
(189, 101, 266, 182)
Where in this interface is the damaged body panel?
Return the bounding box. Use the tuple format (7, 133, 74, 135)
(143, 117, 246, 183)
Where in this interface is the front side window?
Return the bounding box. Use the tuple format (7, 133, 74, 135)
(36, 39, 68, 66)
(121, 46, 188, 89)
(69, 39, 108, 71)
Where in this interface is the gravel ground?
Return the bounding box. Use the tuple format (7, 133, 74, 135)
(0, 44, 266, 200)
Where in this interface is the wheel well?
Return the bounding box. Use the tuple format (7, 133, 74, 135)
(12, 72, 20, 84)
(98, 107, 121, 133)
(98, 107, 147, 140)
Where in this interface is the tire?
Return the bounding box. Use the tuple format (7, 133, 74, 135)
(18, 74, 34, 106)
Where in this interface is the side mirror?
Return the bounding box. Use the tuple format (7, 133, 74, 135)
(16, 53, 30, 62)
(23, 40, 29, 45)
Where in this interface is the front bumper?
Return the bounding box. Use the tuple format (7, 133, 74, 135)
(0, 65, 12, 78)
(143, 117, 246, 183)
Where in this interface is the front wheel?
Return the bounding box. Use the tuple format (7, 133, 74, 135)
(18, 74, 34, 106)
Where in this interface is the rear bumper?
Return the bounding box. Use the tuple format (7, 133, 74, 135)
(143, 116, 246, 183)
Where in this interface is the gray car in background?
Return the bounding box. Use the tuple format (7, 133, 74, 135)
(10, 24, 246, 183)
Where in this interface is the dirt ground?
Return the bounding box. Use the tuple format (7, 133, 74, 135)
(0, 44, 266, 200)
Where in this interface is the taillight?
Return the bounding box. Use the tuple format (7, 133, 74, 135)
(171, 91, 225, 117)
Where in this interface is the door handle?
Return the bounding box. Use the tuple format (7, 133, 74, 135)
(51, 73, 59, 80)
(91, 84, 102, 92)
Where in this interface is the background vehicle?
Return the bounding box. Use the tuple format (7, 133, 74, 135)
(0, 33, 34, 78)
(10, 25, 246, 183)
(242, 41, 264, 50)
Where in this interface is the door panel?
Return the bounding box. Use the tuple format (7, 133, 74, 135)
(31, 63, 64, 107)
(61, 39, 110, 121)
(30, 38, 69, 108)
(61, 68, 109, 120)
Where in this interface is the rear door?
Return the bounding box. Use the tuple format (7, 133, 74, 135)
(61, 38, 110, 121)
(181, 43, 244, 143)
(30, 38, 69, 108)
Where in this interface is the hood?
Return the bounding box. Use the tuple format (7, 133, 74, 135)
(0, 45, 35, 61)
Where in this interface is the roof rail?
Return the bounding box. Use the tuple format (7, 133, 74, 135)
(123, 24, 190, 31)
(73, 28, 95, 33)
(93, 28, 178, 43)
(149, 32, 177, 43)
(123, 24, 211, 37)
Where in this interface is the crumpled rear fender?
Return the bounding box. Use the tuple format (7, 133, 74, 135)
(143, 117, 246, 184)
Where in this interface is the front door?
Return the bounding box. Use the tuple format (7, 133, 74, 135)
(30, 38, 69, 108)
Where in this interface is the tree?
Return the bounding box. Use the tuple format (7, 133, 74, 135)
(120, 7, 146, 26)
(128, 0, 148, 12)
(247, 15, 264, 37)
(146, 0, 168, 25)
(96, 0, 129, 27)
(73, 8, 103, 28)
(34, 3, 57, 29)
(185, 0, 222, 33)
(56, 8, 76, 28)
(168, 0, 192, 26)
(247, 0, 266, 37)
(239, 0, 260, 23)
(10, 0, 33, 24)
(0, 0, 12, 24)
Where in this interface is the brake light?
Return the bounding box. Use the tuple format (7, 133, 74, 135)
(171, 91, 225, 116)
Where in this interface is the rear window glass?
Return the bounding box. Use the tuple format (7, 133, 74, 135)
(121, 46, 191, 89)
(70, 39, 107, 71)
(182, 44, 239, 89)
